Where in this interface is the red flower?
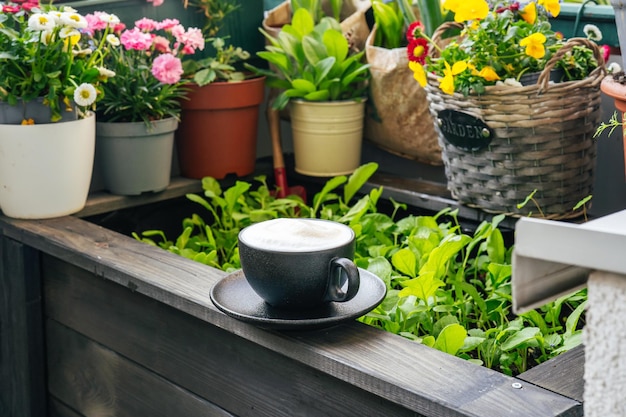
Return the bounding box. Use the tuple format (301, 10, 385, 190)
(407, 38, 429, 65)
(2, 5, 20, 13)
(406, 21, 425, 43)
(495, 2, 520, 13)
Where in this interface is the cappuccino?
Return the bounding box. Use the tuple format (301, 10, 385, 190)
(239, 218, 353, 252)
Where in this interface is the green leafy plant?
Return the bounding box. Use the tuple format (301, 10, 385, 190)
(135, 162, 586, 376)
(247, 7, 370, 110)
(182, 37, 252, 86)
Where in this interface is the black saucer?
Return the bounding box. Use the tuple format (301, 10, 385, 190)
(210, 268, 386, 330)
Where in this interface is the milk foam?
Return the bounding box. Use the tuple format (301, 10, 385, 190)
(240, 218, 353, 252)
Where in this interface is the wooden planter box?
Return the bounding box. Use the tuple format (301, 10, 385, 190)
(1, 178, 584, 417)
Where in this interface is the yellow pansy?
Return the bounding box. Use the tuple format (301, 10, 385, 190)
(442, 0, 462, 13)
(438, 61, 467, 95)
(538, 0, 560, 17)
(478, 66, 500, 82)
(409, 61, 427, 87)
(520, 33, 546, 59)
(467, 62, 479, 76)
(453, 0, 489, 23)
(520, 1, 536, 24)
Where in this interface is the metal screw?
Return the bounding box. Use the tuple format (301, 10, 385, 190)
(511, 382, 522, 389)
(481, 128, 490, 138)
(437, 118, 443, 126)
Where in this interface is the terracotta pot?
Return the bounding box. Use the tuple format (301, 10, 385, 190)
(600, 76, 626, 180)
(176, 77, 266, 180)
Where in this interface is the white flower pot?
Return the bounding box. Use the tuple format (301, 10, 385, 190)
(0, 113, 95, 219)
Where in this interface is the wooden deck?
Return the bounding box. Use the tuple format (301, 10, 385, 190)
(1, 176, 583, 417)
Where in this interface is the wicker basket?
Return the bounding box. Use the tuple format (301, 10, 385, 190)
(425, 26, 606, 219)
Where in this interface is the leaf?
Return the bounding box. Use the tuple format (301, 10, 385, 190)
(291, 78, 317, 93)
(344, 162, 378, 203)
(398, 273, 445, 302)
(565, 300, 587, 335)
(434, 324, 467, 355)
(486, 228, 505, 264)
(501, 327, 541, 352)
(322, 29, 349, 62)
(391, 248, 417, 277)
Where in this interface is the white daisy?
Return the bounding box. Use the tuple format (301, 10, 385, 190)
(106, 34, 120, 47)
(60, 12, 88, 29)
(73, 83, 97, 107)
(98, 12, 120, 26)
(59, 26, 81, 40)
(583, 24, 603, 42)
(28, 13, 56, 31)
(97, 66, 116, 78)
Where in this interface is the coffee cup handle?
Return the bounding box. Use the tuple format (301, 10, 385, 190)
(325, 257, 360, 303)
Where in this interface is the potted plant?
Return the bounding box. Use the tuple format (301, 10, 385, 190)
(90, 14, 205, 196)
(408, 0, 606, 218)
(250, 7, 371, 177)
(0, 2, 115, 219)
(364, 0, 445, 165)
(175, 37, 266, 180)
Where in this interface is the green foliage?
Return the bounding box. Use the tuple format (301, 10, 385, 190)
(183, 37, 252, 86)
(246, 8, 370, 110)
(134, 162, 586, 375)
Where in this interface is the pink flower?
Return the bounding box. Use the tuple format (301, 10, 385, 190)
(146, 0, 164, 6)
(85, 12, 109, 34)
(601, 44, 611, 64)
(152, 35, 171, 53)
(120, 28, 153, 51)
(151, 53, 183, 84)
(175, 27, 205, 53)
(157, 19, 180, 31)
(135, 18, 158, 32)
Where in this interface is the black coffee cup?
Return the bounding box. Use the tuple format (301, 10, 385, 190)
(238, 218, 360, 310)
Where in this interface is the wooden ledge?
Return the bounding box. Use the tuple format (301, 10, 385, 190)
(0, 211, 582, 416)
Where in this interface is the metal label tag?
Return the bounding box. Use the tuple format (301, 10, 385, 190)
(437, 109, 492, 152)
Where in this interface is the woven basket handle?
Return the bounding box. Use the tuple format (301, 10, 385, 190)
(429, 21, 463, 59)
(537, 37, 607, 90)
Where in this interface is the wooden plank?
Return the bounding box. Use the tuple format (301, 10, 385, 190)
(0, 235, 46, 417)
(49, 398, 86, 417)
(46, 320, 236, 417)
(77, 176, 203, 218)
(44, 257, 424, 417)
(42, 250, 582, 417)
(517, 345, 585, 403)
